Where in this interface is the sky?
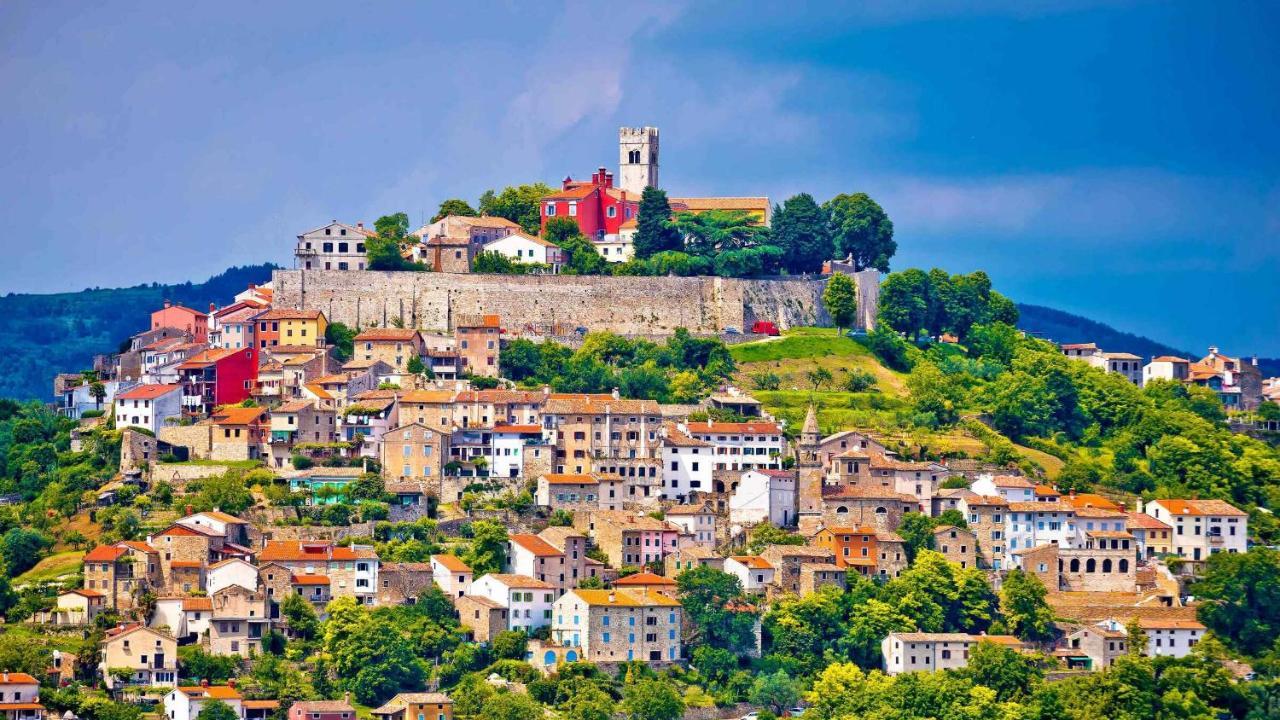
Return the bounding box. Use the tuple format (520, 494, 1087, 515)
(2, 0, 1277, 354)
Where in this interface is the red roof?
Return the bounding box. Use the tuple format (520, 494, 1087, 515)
(0, 673, 39, 685)
(117, 384, 182, 401)
(84, 545, 127, 562)
(615, 572, 676, 586)
(291, 574, 330, 586)
(509, 534, 563, 558)
(177, 347, 241, 369)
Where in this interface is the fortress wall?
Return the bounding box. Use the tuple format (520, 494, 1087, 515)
(273, 270, 855, 335)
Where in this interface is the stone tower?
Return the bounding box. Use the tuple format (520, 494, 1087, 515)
(797, 403, 825, 534)
(618, 126, 659, 196)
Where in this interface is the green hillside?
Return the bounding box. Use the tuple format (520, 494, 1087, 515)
(0, 264, 276, 400)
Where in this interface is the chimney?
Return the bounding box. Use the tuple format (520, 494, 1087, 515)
(344, 692, 351, 705)
(201, 679, 209, 688)
(356, 222, 364, 229)
(164, 300, 171, 309)
(1209, 346, 1219, 356)
(607, 592, 616, 604)
(186, 505, 194, 515)
(543, 385, 551, 397)
(604, 171, 614, 188)
(611, 387, 620, 400)
(563, 175, 573, 189)
(227, 679, 236, 688)
(209, 303, 216, 313)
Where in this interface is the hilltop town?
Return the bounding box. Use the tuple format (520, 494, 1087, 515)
(5, 127, 1280, 720)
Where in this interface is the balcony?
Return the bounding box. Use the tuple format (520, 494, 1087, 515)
(182, 395, 204, 408)
(1208, 533, 1225, 545)
(296, 246, 318, 256)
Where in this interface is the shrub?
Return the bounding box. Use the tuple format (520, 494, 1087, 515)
(291, 455, 314, 470)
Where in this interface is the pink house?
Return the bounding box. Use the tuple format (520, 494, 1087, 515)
(151, 301, 209, 344)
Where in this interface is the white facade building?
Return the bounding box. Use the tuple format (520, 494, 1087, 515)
(294, 221, 374, 271)
(113, 384, 182, 433)
(661, 428, 713, 500)
(163, 685, 243, 720)
(481, 232, 564, 271)
(684, 421, 785, 472)
(206, 559, 259, 596)
(664, 504, 717, 546)
(729, 469, 797, 528)
(724, 556, 775, 593)
(429, 554, 472, 598)
(469, 574, 556, 634)
(1145, 499, 1248, 561)
(1099, 618, 1205, 659)
(882, 633, 997, 675)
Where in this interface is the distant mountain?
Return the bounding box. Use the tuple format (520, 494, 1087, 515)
(0, 264, 277, 400)
(1017, 303, 1280, 377)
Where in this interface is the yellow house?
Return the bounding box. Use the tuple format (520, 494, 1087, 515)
(1126, 512, 1174, 559)
(669, 196, 772, 226)
(255, 309, 328, 350)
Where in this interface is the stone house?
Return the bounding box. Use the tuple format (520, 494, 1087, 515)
(455, 595, 508, 642)
(799, 564, 847, 595)
(882, 633, 1023, 675)
(875, 531, 910, 579)
(550, 589, 683, 664)
(819, 486, 921, 533)
(370, 693, 453, 720)
(663, 503, 717, 547)
(542, 393, 661, 475)
(82, 541, 161, 611)
(931, 525, 978, 569)
(287, 700, 357, 720)
(0, 672, 44, 720)
(811, 526, 878, 572)
(454, 315, 501, 378)
(380, 422, 448, 485)
(256, 541, 379, 605)
(663, 546, 725, 576)
(575, 511, 680, 568)
(1126, 512, 1173, 559)
(759, 545, 836, 595)
(208, 584, 270, 657)
(1060, 624, 1128, 671)
(354, 328, 426, 374)
(377, 562, 435, 605)
(507, 534, 585, 598)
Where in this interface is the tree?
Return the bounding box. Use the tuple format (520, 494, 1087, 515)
(463, 520, 508, 575)
(366, 236, 425, 271)
(896, 513, 937, 561)
(1, 529, 51, 575)
(178, 647, 241, 683)
(806, 367, 833, 393)
(374, 212, 410, 239)
(196, 701, 239, 720)
(407, 355, 427, 376)
(559, 234, 609, 276)
(676, 566, 759, 651)
(432, 199, 478, 222)
(471, 251, 524, 274)
(326, 322, 357, 361)
(673, 209, 771, 256)
(1190, 547, 1280, 656)
(479, 184, 555, 234)
(960, 640, 1042, 702)
(750, 670, 801, 714)
(1000, 569, 1055, 641)
(499, 339, 542, 381)
(327, 612, 427, 705)
(89, 381, 107, 410)
(481, 692, 542, 720)
(1125, 617, 1148, 657)
(877, 269, 930, 339)
(623, 679, 685, 720)
(634, 187, 683, 259)
(280, 592, 319, 640)
(491, 630, 528, 660)
(773, 193, 832, 274)
(0, 633, 51, 677)
(822, 273, 858, 334)
(824, 193, 895, 272)
(544, 217, 583, 246)
(194, 472, 254, 514)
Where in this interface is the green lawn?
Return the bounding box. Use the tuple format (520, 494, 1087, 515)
(732, 327, 908, 395)
(15, 550, 84, 585)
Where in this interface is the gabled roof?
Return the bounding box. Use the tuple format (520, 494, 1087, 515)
(614, 572, 676, 586)
(212, 406, 267, 425)
(178, 685, 241, 700)
(291, 574, 330, 586)
(1150, 499, 1247, 517)
(544, 394, 658, 416)
(257, 540, 376, 562)
(669, 197, 770, 212)
(987, 475, 1033, 489)
(356, 328, 422, 342)
(117, 384, 182, 401)
(484, 230, 557, 249)
(177, 348, 241, 369)
(729, 555, 773, 570)
(480, 573, 555, 589)
(0, 673, 40, 685)
(399, 389, 455, 403)
(155, 304, 207, 319)
(256, 308, 325, 322)
(431, 554, 472, 573)
(571, 588, 680, 607)
(61, 588, 106, 599)
(542, 473, 600, 485)
(509, 534, 563, 558)
(1125, 512, 1171, 530)
(299, 221, 376, 238)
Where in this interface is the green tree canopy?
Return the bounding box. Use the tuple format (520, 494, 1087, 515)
(634, 187, 683, 258)
(479, 184, 555, 234)
(432, 199, 478, 222)
(823, 193, 896, 272)
(1190, 547, 1280, 656)
(623, 679, 685, 720)
(999, 569, 1055, 641)
(822, 273, 858, 333)
(773, 193, 832, 274)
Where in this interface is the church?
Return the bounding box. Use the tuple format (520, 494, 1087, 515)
(540, 127, 771, 262)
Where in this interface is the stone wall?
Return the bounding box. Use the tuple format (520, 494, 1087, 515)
(272, 270, 872, 335)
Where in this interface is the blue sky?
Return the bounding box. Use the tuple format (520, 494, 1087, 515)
(2, 1, 1277, 354)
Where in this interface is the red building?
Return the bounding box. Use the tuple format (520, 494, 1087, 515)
(151, 301, 209, 344)
(177, 347, 257, 416)
(540, 167, 640, 241)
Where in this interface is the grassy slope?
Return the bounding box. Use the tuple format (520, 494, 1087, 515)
(16, 550, 83, 585)
(731, 327, 1062, 478)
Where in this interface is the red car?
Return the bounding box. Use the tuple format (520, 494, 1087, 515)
(751, 321, 781, 336)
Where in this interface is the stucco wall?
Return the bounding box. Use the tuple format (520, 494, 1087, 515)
(272, 270, 867, 335)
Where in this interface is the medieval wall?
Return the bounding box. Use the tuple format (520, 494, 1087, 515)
(273, 270, 865, 335)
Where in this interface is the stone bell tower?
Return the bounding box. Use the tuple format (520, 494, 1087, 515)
(797, 403, 825, 534)
(618, 126, 659, 196)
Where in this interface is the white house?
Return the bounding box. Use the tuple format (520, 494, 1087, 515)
(114, 384, 183, 433)
(1099, 618, 1206, 659)
(883, 633, 985, 675)
(1143, 356, 1191, 386)
(469, 574, 556, 634)
(684, 421, 785, 472)
(430, 554, 473, 598)
(730, 469, 797, 528)
(0, 672, 43, 720)
(1144, 499, 1248, 561)
(151, 597, 212, 643)
(481, 231, 564, 271)
(294, 220, 374, 271)
(724, 556, 775, 593)
(969, 474, 1035, 503)
(206, 559, 259, 596)
(491, 424, 543, 478)
(660, 427, 713, 500)
(664, 504, 717, 546)
(163, 685, 243, 720)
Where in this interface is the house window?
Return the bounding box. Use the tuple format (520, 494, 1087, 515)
(546, 203, 557, 216)
(568, 202, 578, 217)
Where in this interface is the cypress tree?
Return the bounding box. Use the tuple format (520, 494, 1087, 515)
(634, 186, 682, 259)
